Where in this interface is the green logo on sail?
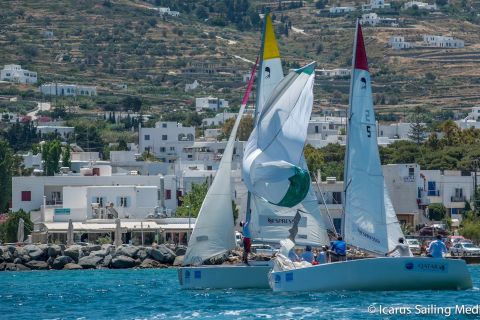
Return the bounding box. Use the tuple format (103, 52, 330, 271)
(274, 167, 310, 207)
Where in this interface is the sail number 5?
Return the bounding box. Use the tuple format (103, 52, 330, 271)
(365, 110, 371, 138)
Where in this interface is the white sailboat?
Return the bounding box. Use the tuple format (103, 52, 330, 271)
(178, 58, 273, 289)
(269, 21, 472, 292)
(246, 14, 331, 248)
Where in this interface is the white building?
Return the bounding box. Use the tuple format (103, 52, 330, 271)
(12, 174, 178, 215)
(202, 112, 237, 126)
(423, 35, 464, 48)
(306, 116, 346, 148)
(1, 64, 37, 84)
(388, 36, 413, 50)
(154, 7, 180, 17)
(403, 1, 437, 10)
(317, 68, 350, 78)
(362, 0, 391, 11)
(185, 80, 199, 92)
(361, 13, 398, 26)
(195, 97, 229, 112)
(329, 6, 355, 14)
(37, 125, 74, 139)
(418, 170, 474, 221)
(21, 152, 43, 170)
(378, 122, 415, 140)
(40, 83, 97, 96)
(139, 121, 195, 162)
(182, 140, 244, 163)
(456, 106, 480, 129)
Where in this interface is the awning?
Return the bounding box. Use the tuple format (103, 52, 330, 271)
(39, 221, 163, 233)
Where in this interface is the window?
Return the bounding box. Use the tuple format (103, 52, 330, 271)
(427, 181, 437, 196)
(315, 126, 319, 133)
(333, 218, 342, 233)
(332, 192, 342, 204)
(162, 123, 167, 128)
(187, 155, 193, 159)
(160, 147, 166, 152)
(455, 188, 463, 198)
(95, 197, 104, 207)
(162, 135, 168, 140)
(144, 134, 150, 141)
(170, 146, 175, 151)
(165, 189, 172, 200)
(408, 167, 414, 177)
(120, 197, 128, 207)
(21, 191, 31, 201)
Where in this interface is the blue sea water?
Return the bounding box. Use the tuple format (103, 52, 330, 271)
(0, 266, 479, 320)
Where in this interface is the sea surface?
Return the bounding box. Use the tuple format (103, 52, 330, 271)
(0, 266, 479, 320)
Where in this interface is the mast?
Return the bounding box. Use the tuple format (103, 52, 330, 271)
(342, 19, 359, 237)
(246, 13, 268, 223)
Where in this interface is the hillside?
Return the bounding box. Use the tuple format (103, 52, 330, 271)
(1, 0, 480, 119)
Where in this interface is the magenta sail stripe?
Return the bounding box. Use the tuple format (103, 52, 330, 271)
(241, 57, 259, 106)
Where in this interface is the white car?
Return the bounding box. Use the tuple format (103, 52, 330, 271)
(235, 231, 243, 248)
(251, 244, 278, 256)
(450, 242, 480, 256)
(406, 238, 421, 255)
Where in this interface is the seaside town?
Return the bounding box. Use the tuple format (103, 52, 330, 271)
(1, 0, 480, 319)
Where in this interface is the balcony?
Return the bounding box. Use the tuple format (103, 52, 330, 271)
(403, 176, 415, 182)
(451, 196, 466, 202)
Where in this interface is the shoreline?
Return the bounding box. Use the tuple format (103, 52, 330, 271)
(0, 243, 186, 271)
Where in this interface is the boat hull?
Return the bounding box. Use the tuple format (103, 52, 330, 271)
(270, 257, 472, 292)
(178, 262, 272, 289)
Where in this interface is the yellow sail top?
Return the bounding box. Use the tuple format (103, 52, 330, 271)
(263, 14, 280, 60)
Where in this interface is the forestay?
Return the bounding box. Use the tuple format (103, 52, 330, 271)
(183, 60, 258, 266)
(243, 63, 316, 208)
(343, 22, 405, 255)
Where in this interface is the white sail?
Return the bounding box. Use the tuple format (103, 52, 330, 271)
(243, 63, 316, 208)
(343, 22, 405, 255)
(250, 183, 330, 246)
(183, 60, 258, 266)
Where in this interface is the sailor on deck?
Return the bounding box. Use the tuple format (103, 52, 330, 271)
(330, 236, 347, 262)
(385, 237, 412, 257)
(428, 235, 447, 258)
(240, 220, 251, 265)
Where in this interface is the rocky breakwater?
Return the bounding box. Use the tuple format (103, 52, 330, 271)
(0, 243, 179, 271)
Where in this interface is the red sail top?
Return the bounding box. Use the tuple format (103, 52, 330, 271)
(354, 22, 369, 71)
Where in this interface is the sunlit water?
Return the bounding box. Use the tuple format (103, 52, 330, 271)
(0, 266, 479, 319)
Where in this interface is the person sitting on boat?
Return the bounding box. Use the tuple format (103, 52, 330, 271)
(316, 246, 328, 264)
(428, 235, 447, 258)
(288, 248, 300, 262)
(330, 236, 346, 262)
(240, 220, 251, 265)
(385, 237, 411, 257)
(301, 245, 314, 263)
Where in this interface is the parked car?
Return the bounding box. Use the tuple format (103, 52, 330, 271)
(235, 231, 243, 248)
(419, 226, 449, 236)
(251, 244, 278, 256)
(450, 242, 480, 256)
(406, 238, 421, 255)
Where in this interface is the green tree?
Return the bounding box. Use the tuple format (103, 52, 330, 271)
(176, 181, 209, 217)
(0, 210, 33, 243)
(43, 140, 62, 176)
(62, 146, 71, 168)
(304, 144, 325, 177)
(428, 203, 446, 221)
(408, 106, 427, 144)
(460, 213, 480, 243)
(221, 115, 253, 141)
(0, 139, 14, 211)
